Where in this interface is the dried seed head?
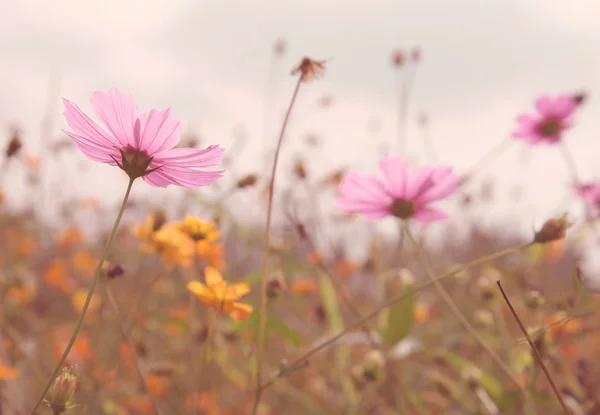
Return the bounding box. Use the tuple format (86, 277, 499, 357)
(236, 174, 258, 189)
(45, 366, 78, 414)
(293, 158, 307, 180)
(391, 49, 406, 67)
(274, 38, 287, 57)
(6, 129, 22, 159)
(291, 57, 327, 83)
(573, 92, 587, 106)
(460, 365, 482, 390)
(534, 213, 571, 244)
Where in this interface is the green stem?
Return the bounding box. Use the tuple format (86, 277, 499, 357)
(403, 223, 536, 411)
(260, 241, 530, 392)
(30, 178, 135, 414)
(252, 76, 303, 414)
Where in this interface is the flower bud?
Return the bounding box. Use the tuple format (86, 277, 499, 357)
(5, 130, 22, 159)
(534, 213, 570, 244)
(291, 57, 327, 83)
(391, 49, 406, 67)
(266, 273, 286, 299)
(236, 174, 258, 189)
(45, 366, 78, 414)
(525, 290, 545, 309)
(293, 158, 307, 180)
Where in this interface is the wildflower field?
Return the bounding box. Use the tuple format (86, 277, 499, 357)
(2, 43, 600, 415)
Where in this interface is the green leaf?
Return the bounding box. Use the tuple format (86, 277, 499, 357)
(380, 291, 415, 345)
(437, 351, 504, 400)
(267, 319, 302, 347)
(319, 274, 344, 332)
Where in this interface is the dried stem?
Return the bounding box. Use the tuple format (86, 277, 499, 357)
(260, 242, 529, 392)
(496, 281, 572, 414)
(252, 76, 303, 414)
(30, 178, 135, 414)
(104, 284, 161, 414)
(461, 139, 514, 186)
(395, 62, 419, 156)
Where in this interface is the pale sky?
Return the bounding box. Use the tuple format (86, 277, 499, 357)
(1, 0, 600, 234)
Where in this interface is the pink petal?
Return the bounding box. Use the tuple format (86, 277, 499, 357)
(143, 165, 223, 188)
(418, 167, 459, 204)
(153, 146, 223, 168)
(63, 130, 117, 163)
(63, 98, 119, 149)
(550, 96, 577, 118)
(339, 173, 390, 204)
(134, 109, 181, 155)
(337, 197, 390, 219)
(405, 167, 434, 200)
(411, 207, 448, 223)
(535, 96, 553, 116)
(91, 89, 139, 147)
(378, 156, 408, 198)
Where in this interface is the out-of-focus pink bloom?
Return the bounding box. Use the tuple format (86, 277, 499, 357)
(574, 183, 600, 217)
(336, 156, 459, 223)
(512, 95, 578, 145)
(62, 88, 223, 187)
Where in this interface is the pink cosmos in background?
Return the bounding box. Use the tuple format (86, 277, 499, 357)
(62, 88, 223, 187)
(336, 156, 459, 223)
(512, 95, 578, 145)
(574, 183, 600, 218)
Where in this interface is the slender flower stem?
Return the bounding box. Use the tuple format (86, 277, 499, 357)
(104, 284, 161, 414)
(460, 139, 514, 186)
(252, 76, 303, 414)
(496, 281, 572, 414)
(260, 242, 529, 392)
(203, 309, 217, 362)
(403, 224, 534, 409)
(30, 178, 135, 414)
(395, 63, 419, 156)
(190, 252, 199, 415)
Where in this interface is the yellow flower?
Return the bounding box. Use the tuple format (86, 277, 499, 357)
(187, 267, 253, 321)
(173, 215, 221, 243)
(132, 213, 193, 270)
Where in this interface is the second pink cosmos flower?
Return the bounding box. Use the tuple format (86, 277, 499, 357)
(62, 88, 223, 187)
(337, 156, 459, 223)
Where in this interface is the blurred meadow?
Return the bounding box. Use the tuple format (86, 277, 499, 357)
(2, 1, 600, 414)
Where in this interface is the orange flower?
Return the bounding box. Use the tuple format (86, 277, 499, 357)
(545, 312, 582, 341)
(125, 396, 155, 414)
(71, 289, 102, 318)
(185, 392, 221, 414)
(71, 251, 97, 275)
(307, 251, 324, 266)
(0, 188, 4, 205)
(6, 283, 35, 305)
(187, 267, 253, 321)
(291, 278, 319, 295)
(54, 332, 93, 364)
(57, 225, 83, 251)
(335, 259, 356, 279)
(44, 259, 75, 293)
(17, 235, 36, 257)
(542, 240, 567, 263)
(145, 374, 168, 398)
(0, 361, 18, 379)
(414, 302, 432, 323)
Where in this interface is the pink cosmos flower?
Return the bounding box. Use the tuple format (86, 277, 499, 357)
(62, 88, 223, 187)
(574, 183, 600, 218)
(336, 156, 459, 222)
(512, 95, 578, 145)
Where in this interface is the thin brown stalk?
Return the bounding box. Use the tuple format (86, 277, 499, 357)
(252, 76, 303, 414)
(395, 63, 419, 156)
(496, 281, 572, 414)
(104, 285, 161, 415)
(260, 242, 529, 392)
